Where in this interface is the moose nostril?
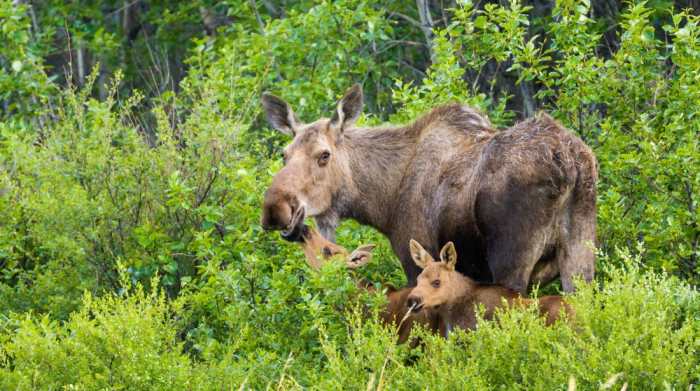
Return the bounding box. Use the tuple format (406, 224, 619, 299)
(261, 197, 294, 231)
(407, 297, 422, 310)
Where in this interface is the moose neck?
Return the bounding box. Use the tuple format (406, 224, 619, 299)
(338, 124, 419, 234)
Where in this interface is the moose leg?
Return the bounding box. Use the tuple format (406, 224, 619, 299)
(557, 143, 597, 292)
(477, 185, 558, 294)
(486, 227, 548, 295)
(558, 202, 596, 293)
(530, 258, 559, 287)
(391, 228, 437, 286)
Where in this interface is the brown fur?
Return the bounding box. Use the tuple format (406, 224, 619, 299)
(261, 85, 597, 293)
(299, 226, 442, 344)
(406, 241, 573, 336)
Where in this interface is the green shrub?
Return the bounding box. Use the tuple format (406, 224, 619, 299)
(1, 253, 696, 389)
(304, 251, 700, 389)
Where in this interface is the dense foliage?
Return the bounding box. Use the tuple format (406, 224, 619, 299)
(0, 0, 698, 388)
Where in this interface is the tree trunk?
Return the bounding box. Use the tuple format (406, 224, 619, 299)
(416, 0, 435, 62)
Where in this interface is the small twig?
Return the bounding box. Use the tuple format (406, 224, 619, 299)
(397, 302, 417, 330)
(415, 0, 436, 62)
(388, 12, 423, 29)
(249, 0, 266, 35)
(275, 352, 294, 390)
(108, 0, 141, 16)
(399, 59, 427, 77)
(194, 168, 218, 208)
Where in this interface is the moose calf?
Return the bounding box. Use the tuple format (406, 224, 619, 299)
(406, 240, 572, 337)
(298, 225, 442, 344)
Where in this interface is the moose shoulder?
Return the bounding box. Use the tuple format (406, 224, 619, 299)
(260, 85, 597, 293)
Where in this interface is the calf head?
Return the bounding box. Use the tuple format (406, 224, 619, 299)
(300, 225, 375, 270)
(260, 85, 364, 240)
(346, 244, 376, 269)
(406, 240, 461, 312)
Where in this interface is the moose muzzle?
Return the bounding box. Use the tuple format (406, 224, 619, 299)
(261, 188, 305, 242)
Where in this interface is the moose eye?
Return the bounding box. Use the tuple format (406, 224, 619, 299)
(318, 151, 331, 166)
(431, 280, 441, 288)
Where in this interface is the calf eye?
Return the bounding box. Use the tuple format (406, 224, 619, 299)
(318, 151, 331, 166)
(431, 280, 441, 288)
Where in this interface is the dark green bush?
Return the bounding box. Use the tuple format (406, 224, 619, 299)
(0, 255, 697, 389)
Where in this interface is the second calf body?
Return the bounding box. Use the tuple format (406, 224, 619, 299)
(407, 240, 572, 336)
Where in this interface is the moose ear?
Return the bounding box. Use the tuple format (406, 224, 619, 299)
(409, 239, 433, 269)
(261, 93, 300, 136)
(347, 244, 376, 269)
(330, 84, 363, 133)
(439, 242, 458, 271)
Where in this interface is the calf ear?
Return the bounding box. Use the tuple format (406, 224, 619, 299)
(347, 244, 376, 268)
(261, 93, 300, 136)
(330, 84, 363, 133)
(409, 239, 433, 269)
(439, 242, 458, 271)
(355, 244, 376, 253)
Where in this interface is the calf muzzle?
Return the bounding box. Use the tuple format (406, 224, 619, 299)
(406, 296, 423, 312)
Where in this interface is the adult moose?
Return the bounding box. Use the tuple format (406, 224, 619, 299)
(260, 85, 597, 293)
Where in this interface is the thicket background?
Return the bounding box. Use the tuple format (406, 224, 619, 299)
(0, 0, 698, 389)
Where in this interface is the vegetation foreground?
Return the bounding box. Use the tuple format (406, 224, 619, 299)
(0, 0, 699, 389)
